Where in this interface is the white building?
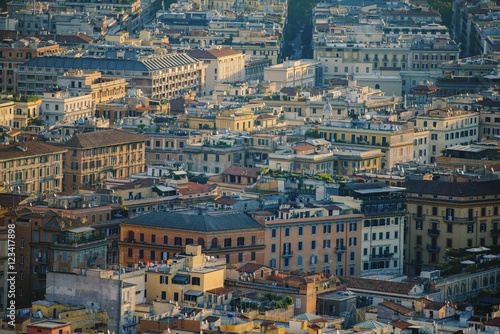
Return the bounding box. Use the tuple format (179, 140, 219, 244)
(264, 59, 323, 89)
(413, 129, 431, 165)
(415, 109, 479, 163)
(42, 90, 93, 126)
(186, 48, 245, 94)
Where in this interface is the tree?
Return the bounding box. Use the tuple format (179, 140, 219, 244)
(135, 124, 147, 134)
(28, 117, 44, 126)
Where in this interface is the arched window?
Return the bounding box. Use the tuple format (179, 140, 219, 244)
(375, 84, 380, 89)
(324, 253, 329, 264)
(128, 231, 135, 242)
(260, 269, 264, 278)
(270, 258, 276, 268)
(198, 238, 205, 248)
(211, 238, 218, 249)
(297, 255, 303, 267)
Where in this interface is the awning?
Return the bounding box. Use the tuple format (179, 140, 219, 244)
(172, 274, 190, 284)
(184, 290, 204, 297)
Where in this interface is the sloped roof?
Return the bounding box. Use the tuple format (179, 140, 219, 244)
(379, 301, 414, 315)
(65, 129, 146, 148)
(237, 263, 269, 273)
(222, 165, 260, 178)
(206, 287, 232, 295)
(185, 47, 241, 59)
(425, 301, 447, 311)
(0, 194, 29, 207)
(122, 211, 262, 231)
(0, 141, 66, 160)
(391, 320, 413, 329)
(355, 320, 388, 330)
(291, 313, 322, 321)
(293, 144, 316, 151)
(41, 215, 86, 231)
(344, 277, 416, 295)
(486, 318, 500, 327)
(214, 197, 239, 205)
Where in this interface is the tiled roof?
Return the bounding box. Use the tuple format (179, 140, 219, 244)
(177, 182, 215, 195)
(391, 320, 413, 329)
(222, 165, 260, 178)
(65, 129, 146, 148)
(293, 144, 316, 151)
(122, 211, 262, 231)
(0, 194, 29, 207)
(486, 318, 500, 327)
(185, 47, 241, 59)
(425, 301, 447, 311)
(405, 179, 500, 197)
(0, 141, 66, 160)
(256, 114, 277, 119)
(237, 263, 269, 273)
(206, 287, 232, 295)
(344, 277, 416, 295)
(379, 301, 414, 315)
(280, 87, 299, 96)
(113, 178, 156, 190)
(214, 197, 238, 205)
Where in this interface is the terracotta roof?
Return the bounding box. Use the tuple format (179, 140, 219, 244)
(411, 84, 439, 91)
(0, 141, 66, 160)
(203, 316, 219, 323)
(214, 197, 238, 205)
(237, 263, 269, 273)
(65, 129, 146, 148)
(391, 320, 413, 329)
(379, 301, 414, 315)
(261, 321, 275, 327)
(256, 114, 277, 120)
(293, 144, 316, 151)
(280, 87, 299, 96)
(178, 182, 215, 195)
(425, 301, 447, 311)
(486, 318, 500, 327)
(185, 47, 241, 59)
(222, 165, 260, 178)
(308, 325, 321, 330)
(0, 193, 29, 207)
(206, 287, 232, 295)
(415, 297, 433, 305)
(344, 277, 416, 295)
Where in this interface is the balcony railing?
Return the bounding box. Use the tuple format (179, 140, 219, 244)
(370, 252, 394, 260)
(491, 229, 500, 236)
(413, 213, 425, 219)
(282, 251, 294, 258)
(335, 246, 347, 253)
(443, 216, 476, 223)
(427, 244, 441, 252)
(428, 229, 440, 236)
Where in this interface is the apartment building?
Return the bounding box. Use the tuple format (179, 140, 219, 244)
(118, 211, 265, 267)
(405, 178, 500, 276)
(0, 38, 60, 93)
(144, 245, 229, 306)
(264, 60, 324, 90)
(262, 214, 364, 276)
(317, 119, 415, 171)
(340, 183, 407, 276)
(63, 129, 147, 190)
(1, 209, 107, 308)
(0, 141, 66, 194)
(0, 100, 15, 128)
(57, 70, 128, 105)
(41, 90, 94, 126)
(18, 53, 206, 99)
(185, 48, 245, 93)
(415, 109, 479, 163)
(12, 96, 42, 129)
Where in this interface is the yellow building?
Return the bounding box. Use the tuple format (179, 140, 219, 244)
(0, 100, 15, 128)
(317, 120, 414, 170)
(32, 301, 107, 334)
(145, 245, 230, 306)
(12, 97, 42, 129)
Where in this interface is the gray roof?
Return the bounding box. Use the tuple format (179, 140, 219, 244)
(23, 53, 200, 72)
(123, 211, 262, 231)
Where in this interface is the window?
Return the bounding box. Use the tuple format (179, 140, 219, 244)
(237, 237, 245, 246)
(252, 236, 256, 245)
(164, 236, 168, 244)
(416, 236, 422, 245)
(416, 221, 423, 230)
(337, 223, 344, 233)
(298, 226, 303, 236)
(285, 227, 290, 237)
(139, 250, 144, 259)
(20, 238, 24, 248)
(323, 239, 331, 249)
(323, 224, 331, 234)
(467, 224, 474, 233)
(311, 225, 317, 235)
(238, 253, 243, 262)
(251, 252, 256, 261)
(128, 248, 132, 257)
(311, 240, 316, 250)
(174, 237, 182, 246)
(298, 241, 303, 251)
(192, 277, 201, 285)
(160, 276, 168, 284)
(271, 243, 276, 253)
(224, 238, 232, 247)
(271, 229, 277, 239)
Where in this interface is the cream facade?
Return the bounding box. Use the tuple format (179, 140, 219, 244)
(264, 60, 323, 89)
(42, 90, 93, 126)
(0, 100, 15, 128)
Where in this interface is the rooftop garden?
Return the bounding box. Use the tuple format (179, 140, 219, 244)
(437, 246, 500, 276)
(231, 293, 293, 312)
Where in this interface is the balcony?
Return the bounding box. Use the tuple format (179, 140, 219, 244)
(282, 251, 294, 258)
(413, 213, 425, 219)
(370, 252, 394, 260)
(38, 257, 48, 265)
(428, 229, 440, 236)
(335, 246, 347, 253)
(443, 216, 475, 223)
(427, 244, 441, 252)
(491, 229, 500, 236)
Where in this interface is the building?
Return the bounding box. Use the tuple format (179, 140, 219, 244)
(144, 245, 229, 306)
(63, 129, 147, 190)
(262, 214, 364, 276)
(0, 100, 15, 128)
(404, 178, 500, 275)
(41, 89, 94, 126)
(119, 211, 265, 267)
(339, 183, 406, 276)
(18, 53, 206, 99)
(415, 109, 479, 163)
(264, 60, 323, 90)
(245, 58, 271, 81)
(0, 141, 66, 194)
(185, 48, 245, 94)
(0, 38, 60, 93)
(26, 321, 71, 334)
(46, 269, 137, 334)
(12, 96, 42, 129)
